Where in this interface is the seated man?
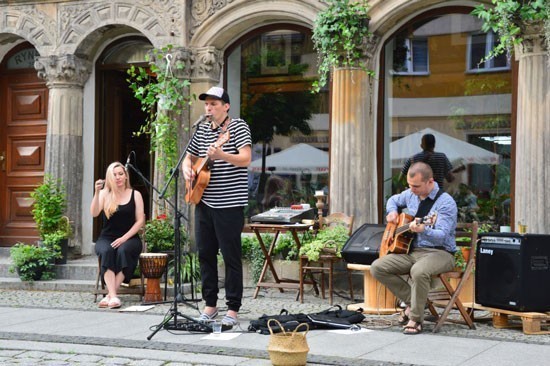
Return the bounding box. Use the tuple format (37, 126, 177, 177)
(371, 162, 457, 334)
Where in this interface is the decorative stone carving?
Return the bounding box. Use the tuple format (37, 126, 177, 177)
(190, 46, 223, 82)
(515, 20, 547, 56)
(363, 33, 381, 60)
(0, 6, 55, 48)
(149, 47, 192, 79)
(58, 0, 183, 51)
(190, 0, 235, 36)
(34, 54, 92, 87)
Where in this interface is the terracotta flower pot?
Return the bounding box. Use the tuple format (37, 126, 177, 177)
(460, 247, 471, 262)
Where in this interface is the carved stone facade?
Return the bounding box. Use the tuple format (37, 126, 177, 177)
(0, 0, 549, 256)
(191, 46, 223, 82)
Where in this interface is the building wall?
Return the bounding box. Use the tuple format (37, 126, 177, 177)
(0, 0, 547, 254)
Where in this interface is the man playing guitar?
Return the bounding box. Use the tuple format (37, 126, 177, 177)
(371, 162, 457, 335)
(182, 86, 251, 328)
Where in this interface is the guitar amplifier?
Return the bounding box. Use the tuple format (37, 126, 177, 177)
(341, 224, 386, 265)
(476, 233, 550, 311)
(250, 207, 315, 224)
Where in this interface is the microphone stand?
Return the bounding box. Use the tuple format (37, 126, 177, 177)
(125, 162, 188, 304)
(147, 120, 211, 340)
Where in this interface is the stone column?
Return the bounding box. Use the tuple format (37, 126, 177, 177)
(35, 54, 92, 251)
(183, 46, 224, 244)
(329, 67, 377, 227)
(514, 22, 549, 234)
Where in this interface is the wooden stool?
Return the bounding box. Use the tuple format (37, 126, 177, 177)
(346, 263, 397, 314)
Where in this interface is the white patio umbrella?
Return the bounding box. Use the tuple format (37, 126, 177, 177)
(248, 143, 329, 174)
(390, 128, 501, 169)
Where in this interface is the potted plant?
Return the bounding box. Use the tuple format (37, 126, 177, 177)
(299, 224, 350, 261)
(311, 0, 373, 92)
(143, 214, 179, 253)
(144, 214, 196, 288)
(472, 0, 549, 61)
(30, 175, 73, 264)
(9, 243, 56, 282)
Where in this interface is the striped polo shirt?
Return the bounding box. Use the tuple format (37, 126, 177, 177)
(188, 118, 252, 208)
(401, 151, 453, 189)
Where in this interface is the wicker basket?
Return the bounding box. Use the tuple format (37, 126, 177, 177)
(267, 319, 309, 366)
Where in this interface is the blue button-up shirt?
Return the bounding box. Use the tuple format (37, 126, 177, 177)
(386, 182, 457, 252)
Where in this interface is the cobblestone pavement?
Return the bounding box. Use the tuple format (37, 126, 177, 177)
(0, 287, 549, 365)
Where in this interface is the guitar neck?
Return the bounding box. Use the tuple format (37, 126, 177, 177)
(395, 225, 411, 236)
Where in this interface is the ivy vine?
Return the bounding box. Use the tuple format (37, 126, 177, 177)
(472, 0, 549, 61)
(126, 45, 192, 183)
(312, 0, 373, 92)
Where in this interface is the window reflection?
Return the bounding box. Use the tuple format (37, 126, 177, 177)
(226, 28, 328, 220)
(384, 13, 512, 230)
(468, 32, 510, 71)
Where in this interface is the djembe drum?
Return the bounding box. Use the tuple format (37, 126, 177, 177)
(139, 253, 168, 303)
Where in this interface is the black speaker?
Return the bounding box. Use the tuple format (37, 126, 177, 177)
(341, 224, 386, 265)
(475, 233, 550, 312)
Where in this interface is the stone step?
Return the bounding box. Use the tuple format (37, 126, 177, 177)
(0, 253, 98, 280)
(0, 275, 190, 298)
(0, 249, 191, 296)
(1, 247, 103, 291)
(0, 277, 98, 292)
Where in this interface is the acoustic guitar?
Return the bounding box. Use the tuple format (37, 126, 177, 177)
(185, 130, 230, 204)
(379, 212, 437, 257)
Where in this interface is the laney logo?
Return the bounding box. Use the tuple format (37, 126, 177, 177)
(480, 248, 493, 255)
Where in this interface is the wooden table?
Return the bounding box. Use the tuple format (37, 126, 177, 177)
(247, 223, 315, 299)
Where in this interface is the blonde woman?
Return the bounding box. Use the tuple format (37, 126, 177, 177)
(90, 162, 145, 309)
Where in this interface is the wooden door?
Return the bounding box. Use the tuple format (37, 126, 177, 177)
(0, 63, 48, 246)
(93, 68, 151, 240)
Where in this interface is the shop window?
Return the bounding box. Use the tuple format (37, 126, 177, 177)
(468, 32, 510, 72)
(383, 13, 512, 231)
(226, 27, 329, 220)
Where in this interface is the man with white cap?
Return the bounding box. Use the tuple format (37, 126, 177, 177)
(182, 86, 252, 327)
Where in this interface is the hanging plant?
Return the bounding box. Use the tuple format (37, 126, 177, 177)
(472, 0, 549, 61)
(126, 45, 192, 181)
(312, 0, 373, 92)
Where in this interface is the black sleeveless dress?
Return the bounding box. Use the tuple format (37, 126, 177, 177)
(95, 190, 143, 283)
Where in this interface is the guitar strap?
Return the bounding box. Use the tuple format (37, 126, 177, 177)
(415, 189, 443, 218)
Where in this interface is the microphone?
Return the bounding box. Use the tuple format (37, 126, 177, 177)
(192, 114, 212, 128)
(125, 151, 134, 170)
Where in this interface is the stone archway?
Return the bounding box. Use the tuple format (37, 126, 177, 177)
(189, 0, 321, 49)
(0, 8, 55, 55)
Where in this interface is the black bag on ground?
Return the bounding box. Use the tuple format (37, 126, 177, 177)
(248, 305, 365, 334)
(307, 305, 365, 329)
(248, 309, 312, 335)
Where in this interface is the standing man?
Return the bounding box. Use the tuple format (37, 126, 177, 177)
(371, 162, 457, 334)
(401, 133, 454, 189)
(182, 87, 252, 327)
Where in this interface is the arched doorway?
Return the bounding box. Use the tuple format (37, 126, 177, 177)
(93, 37, 152, 239)
(0, 42, 47, 246)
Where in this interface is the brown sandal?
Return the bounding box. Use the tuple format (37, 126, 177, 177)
(397, 309, 409, 325)
(403, 322, 422, 335)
